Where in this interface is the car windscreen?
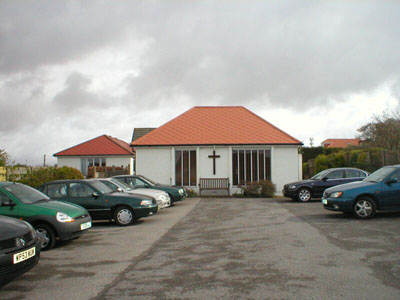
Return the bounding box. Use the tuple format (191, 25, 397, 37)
(110, 178, 133, 191)
(89, 181, 114, 194)
(139, 175, 156, 185)
(99, 180, 119, 192)
(311, 169, 330, 180)
(4, 184, 50, 204)
(364, 167, 396, 183)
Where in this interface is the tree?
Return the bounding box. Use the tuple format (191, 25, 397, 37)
(357, 110, 400, 151)
(0, 149, 9, 166)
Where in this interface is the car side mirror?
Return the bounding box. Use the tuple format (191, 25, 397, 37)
(1, 201, 16, 207)
(117, 187, 123, 192)
(92, 192, 100, 198)
(386, 179, 397, 185)
(322, 177, 328, 182)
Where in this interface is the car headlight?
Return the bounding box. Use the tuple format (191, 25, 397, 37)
(56, 212, 75, 223)
(330, 192, 343, 198)
(23, 221, 38, 239)
(179, 189, 185, 195)
(289, 185, 296, 190)
(156, 195, 167, 201)
(140, 200, 153, 206)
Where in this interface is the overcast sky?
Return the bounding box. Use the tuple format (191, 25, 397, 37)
(1, 0, 399, 165)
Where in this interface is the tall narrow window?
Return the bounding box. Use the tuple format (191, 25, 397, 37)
(239, 150, 245, 184)
(176, 150, 197, 186)
(252, 150, 258, 182)
(233, 148, 272, 185)
(190, 150, 197, 186)
(183, 151, 189, 186)
(265, 150, 271, 180)
(232, 150, 238, 185)
(259, 151, 265, 180)
(175, 151, 182, 186)
(246, 150, 251, 183)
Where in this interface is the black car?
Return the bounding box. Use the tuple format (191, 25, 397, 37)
(0, 215, 41, 287)
(283, 168, 368, 202)
(113, 175, 186, 203)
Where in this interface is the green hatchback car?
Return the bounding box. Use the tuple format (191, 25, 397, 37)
(39, 179, 158, 226)
(0, 182, 92, 251)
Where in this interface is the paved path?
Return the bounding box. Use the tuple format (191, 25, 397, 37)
(100, 198, 400, 300)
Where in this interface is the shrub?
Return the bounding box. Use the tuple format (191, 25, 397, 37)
(18, 166, 83, 188)
(185, 188, 198, 197)
(240, 180, 275, 198)
(315, 154, 329, 173)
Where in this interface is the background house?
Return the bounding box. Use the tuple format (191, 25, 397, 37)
(54, 135, 135, 176)
(131, 106, 303, 195)
(321, 138, 361, 148)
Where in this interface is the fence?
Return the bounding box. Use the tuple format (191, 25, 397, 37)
(86, 166, 130, 178)
(303, 149, 400, 178)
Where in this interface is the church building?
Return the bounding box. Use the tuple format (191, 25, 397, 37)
(131, 106, 303, 195)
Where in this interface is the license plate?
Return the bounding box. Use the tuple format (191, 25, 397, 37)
(80, 222, 92, 230)
(13, 247, 36, 264)
(322, 199, 328, 205)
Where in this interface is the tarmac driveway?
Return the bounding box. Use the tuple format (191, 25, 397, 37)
(100, 198, 400, 300)
(2, 197, 400, 300)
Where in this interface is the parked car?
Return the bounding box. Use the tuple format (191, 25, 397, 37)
(113, 175, 186, 203)
(322, 165, 400, 219)
(39, 180, 158, 226)
(283, 168, 368, 202)
(0, 215, 41, 286)
(0, 182, 92, 251)
(94, 178, 171, 209)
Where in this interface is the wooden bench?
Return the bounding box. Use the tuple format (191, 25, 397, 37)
(199, 178, 230, 196)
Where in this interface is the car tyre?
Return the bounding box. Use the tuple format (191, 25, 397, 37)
(113, 206, 134, 226)
(35, 223, 56, 251)
(296, 188, 312, 202)
(353, 197, 376, 219)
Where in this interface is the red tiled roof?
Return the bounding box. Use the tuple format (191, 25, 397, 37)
(321, 138, 361, 148)
(54, 135, 134, 156)
(131, 106, 301, 146)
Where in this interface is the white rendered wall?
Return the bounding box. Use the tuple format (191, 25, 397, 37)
(272, 146, 302, 195)
(136, 148, 172, 185)
(198, 147, 230, 179)
(57, 157, 81, 171)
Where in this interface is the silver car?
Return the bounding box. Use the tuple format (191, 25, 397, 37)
(97, 178, 171, 209)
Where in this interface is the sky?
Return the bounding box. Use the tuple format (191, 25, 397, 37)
(1, 0, 399, 165)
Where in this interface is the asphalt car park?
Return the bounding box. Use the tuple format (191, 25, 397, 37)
(1, 197, 400, 299)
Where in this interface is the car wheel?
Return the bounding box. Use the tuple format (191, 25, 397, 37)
(113, 206, 134, 226)
(296, 188, 311, 202)
(353, 197, 376, 219)
(35, 223, 56, 251)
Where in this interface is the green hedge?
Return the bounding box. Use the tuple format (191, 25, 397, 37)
(314, 148, 395, 174)
(16, 166, 83, 188)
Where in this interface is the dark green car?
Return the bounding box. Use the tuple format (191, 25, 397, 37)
(0, 182, 92, 251)
(39, 179, 158, 226)
(113, 175, 186, 203)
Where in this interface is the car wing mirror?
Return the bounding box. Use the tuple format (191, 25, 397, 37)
(386, 179, 397, 185)
(116, 187, 123, 192)
(92, 192, 100, 198)
(322, 177, 328, 182)
(1, 201, 16, 207)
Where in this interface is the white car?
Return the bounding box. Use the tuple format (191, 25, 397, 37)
(97, 178, 171, 209)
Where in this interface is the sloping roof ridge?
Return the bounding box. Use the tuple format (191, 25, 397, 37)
(132, 107, 197, 145)
(193, 105, 244, 108)
(54, 134, 107, 157)
(105, 135, 133, 154)
(241, 107, 302, 144)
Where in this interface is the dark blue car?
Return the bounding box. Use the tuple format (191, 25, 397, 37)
(322, 165, 400, 219)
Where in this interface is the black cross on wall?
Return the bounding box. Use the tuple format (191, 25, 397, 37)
(208, 150, 220, 175)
